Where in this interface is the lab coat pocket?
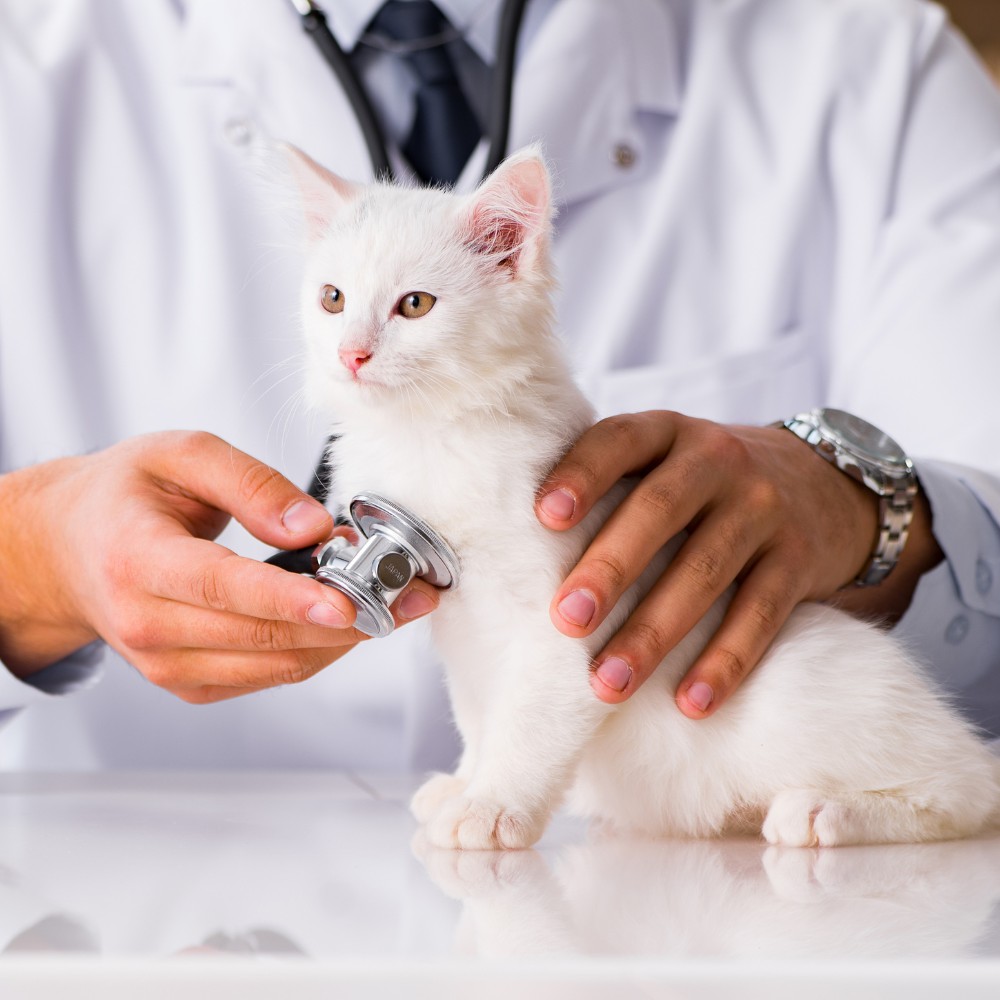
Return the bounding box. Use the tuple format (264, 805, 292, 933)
(586, 328, 823, 425)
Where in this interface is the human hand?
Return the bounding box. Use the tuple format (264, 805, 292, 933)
(534, 411, 940, 718)
(0, 431, 439, 701)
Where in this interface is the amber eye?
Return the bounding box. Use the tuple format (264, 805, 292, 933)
(398, 291, 436, 319)
(320, 284, 345, 314)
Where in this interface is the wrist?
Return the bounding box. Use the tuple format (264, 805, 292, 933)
(0, 458, 99, 677)
(782, 408, 918, 588)
(832, 485, 943, 623)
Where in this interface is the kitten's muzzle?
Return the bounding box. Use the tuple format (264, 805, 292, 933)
(313, 493, 460, 638)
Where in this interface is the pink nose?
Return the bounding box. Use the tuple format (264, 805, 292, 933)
(339, 348, 371, 374)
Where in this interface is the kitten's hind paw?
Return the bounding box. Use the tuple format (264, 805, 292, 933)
(424, 794, 546, 850)
(762, 790, 853, 848)
(411, 772, 468, 824)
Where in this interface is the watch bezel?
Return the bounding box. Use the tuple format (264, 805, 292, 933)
(794, 408, 915, 496)
(813, 408, 911, 479)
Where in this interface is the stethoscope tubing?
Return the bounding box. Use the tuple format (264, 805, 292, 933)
(288, 0, 530, 184)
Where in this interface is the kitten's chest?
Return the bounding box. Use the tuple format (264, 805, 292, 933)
(331, 424, 542, 551)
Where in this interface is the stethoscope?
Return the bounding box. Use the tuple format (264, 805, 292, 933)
(270, 0, 532, 633)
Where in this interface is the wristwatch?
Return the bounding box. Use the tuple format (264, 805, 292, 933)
(781, 408, 918, 587)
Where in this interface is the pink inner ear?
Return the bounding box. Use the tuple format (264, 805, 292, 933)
(469, 208, 525, 271)
(465, 153, 550, 273)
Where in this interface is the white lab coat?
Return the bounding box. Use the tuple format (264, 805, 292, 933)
(1, 0, 999, 770)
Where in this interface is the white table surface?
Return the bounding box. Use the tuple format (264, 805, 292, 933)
(0, 770, 998, 999)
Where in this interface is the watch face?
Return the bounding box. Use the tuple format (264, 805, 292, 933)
(819, 408, 907, 466)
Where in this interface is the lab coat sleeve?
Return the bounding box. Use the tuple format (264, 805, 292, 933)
(0, 643, 104, 715)
(896, 462, 1000, 736)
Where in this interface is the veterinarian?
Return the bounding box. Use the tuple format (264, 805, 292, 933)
(0, 0, 998, 770)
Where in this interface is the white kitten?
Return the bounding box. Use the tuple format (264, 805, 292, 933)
(287, 145, 1000, 849)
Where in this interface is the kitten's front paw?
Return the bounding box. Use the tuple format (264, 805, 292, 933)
(411, 772, 468, 824)
(424, 795, 546, 851)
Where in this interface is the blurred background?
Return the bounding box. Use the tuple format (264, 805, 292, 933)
(945, 0, 1000, 81)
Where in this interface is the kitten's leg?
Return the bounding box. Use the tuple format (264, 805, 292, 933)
(763, 787, 990, 847)
(422, 632, 609, 850)
(411, 620, 491, 823)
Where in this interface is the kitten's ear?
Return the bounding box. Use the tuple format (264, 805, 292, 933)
(282, 143, 360, 241)
(464, 147, 552, 274)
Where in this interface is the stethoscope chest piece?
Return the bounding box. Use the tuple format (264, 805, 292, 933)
(313, 493, 460, 638)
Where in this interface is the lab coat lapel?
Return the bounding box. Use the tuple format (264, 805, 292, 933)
(506, 0, 682, 207)
(178, 0, 376, 182)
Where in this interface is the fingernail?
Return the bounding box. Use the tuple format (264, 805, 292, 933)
(307, 602, 348, 627)
(397, 589, 436, 620)
(283, 499, 329, 535)
(595, 656, 632, 692)
(539, 488, 576, 522)
(557, 590, 596, 628)
(686, 681, 714, 713)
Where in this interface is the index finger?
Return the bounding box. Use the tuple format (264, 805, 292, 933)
(141, 431, 334, 550)
(150, 535, 359, 629)
(535, 412, 681, 529)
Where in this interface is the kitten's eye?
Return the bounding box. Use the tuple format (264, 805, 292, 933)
(320, 284, 345, 314)
(398, 291, 436, 319)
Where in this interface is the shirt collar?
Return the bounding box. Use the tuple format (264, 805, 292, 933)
(326, 0, 502, 63)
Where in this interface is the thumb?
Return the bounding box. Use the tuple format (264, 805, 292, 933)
(149, 432, 334, 549)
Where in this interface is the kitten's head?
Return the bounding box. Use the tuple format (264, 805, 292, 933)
(286, 146, 556, 422)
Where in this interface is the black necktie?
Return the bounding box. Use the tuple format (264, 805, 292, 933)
(365, 0, 482, 186)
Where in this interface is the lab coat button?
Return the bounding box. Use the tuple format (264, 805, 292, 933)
(945, 614, 969, 645)
(224, 118, 255, 147)
(975, 558, 993, 594)
(612, 143, 636, 168)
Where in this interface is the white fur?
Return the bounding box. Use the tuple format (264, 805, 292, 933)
(289, 146, 1000, 850)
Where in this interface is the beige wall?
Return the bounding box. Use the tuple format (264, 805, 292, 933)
(942, 0, 1000, 81)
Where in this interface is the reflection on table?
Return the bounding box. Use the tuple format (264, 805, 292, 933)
(0, 772, 998, 996)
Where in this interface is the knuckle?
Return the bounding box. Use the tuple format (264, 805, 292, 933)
(108, 606, 165, 652)
(679, 546, 728, 595)
(236, 457, 279, 507)
(172, 429, 222, 461)
(700, 423, 747, 465)
(745, 476, 782, 518)
(745, 590, 786, 635)
(623, 616, 671, 663)
(198, 561, 232, 612)
(268, 652, 321, 688)
(710, 645, 751, 688)
(557, 453, 604, 497)
(115, 616, 160, 651)
(597, 413, 642, 449)
(246, 617, 293, 652)
(141, 658, 178, 691)
(632, 479, 681, 521)
(586, 551, 629, 594)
